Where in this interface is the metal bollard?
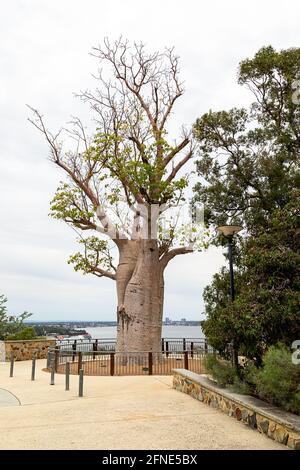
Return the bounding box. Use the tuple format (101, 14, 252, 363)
(46, 351, 51, 369)
(9, 353, 14, 378)
(78, 369, 84, 397)
(54, 348, 59, 373)
(50, 362, 55, 385)
(31, 356, 36, 381)
(65, 361, 70, 391)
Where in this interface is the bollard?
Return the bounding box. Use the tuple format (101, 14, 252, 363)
(77, 351, 82, 375)
(31, 356, 36, 381)
(54, 348, 59, 373)
(78, 369, 84, 397)
(9, 353, 14, 378)
(65, 361, 70, 391)
(50, 362, 55, 385)
(46, 351, 51, 369)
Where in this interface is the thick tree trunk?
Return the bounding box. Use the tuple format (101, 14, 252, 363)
(116, 239, 164, 353)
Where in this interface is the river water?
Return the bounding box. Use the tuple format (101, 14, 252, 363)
(85, 325, 204, 339)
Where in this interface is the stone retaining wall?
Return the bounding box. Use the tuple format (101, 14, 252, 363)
(173, 369, 300, 450)
(0, 339, 56, 361)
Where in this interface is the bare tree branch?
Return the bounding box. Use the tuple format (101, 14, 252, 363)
(165, 151, 193, 183)
(159, 246, 194, 270)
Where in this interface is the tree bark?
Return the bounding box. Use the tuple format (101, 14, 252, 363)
(116, 239, 164, 353)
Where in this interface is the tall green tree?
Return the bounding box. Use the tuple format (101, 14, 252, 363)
(193, 46, 300, 363)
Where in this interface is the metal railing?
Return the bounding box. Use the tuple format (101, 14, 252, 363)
(56, 337, 212, 355)
(47, 347, 210, 376)
(58, 338, 116, 353)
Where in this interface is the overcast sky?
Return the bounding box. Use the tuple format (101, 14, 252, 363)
(0, 0, 299, 321)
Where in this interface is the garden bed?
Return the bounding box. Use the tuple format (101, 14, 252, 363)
(173, 369, 300, 450)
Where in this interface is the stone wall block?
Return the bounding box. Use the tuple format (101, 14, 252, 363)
(3, 339, 56, 361)
(173, 370, 300, 450)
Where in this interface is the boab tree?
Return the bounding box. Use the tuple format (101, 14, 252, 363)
(30, 39, 202, 353)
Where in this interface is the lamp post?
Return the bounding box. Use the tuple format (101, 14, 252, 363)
(217, 225, 243, 371)
(217, 225, 243, 302)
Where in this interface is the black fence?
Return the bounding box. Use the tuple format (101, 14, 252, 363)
(56, 337, 213, 355)
(47, 348, 209, 376)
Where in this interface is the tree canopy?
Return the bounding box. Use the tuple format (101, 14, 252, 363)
(30, 38, 202, 280)
(193, 46, 300, 363)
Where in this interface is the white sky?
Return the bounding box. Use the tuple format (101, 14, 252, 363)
(0, 0, 299, 321)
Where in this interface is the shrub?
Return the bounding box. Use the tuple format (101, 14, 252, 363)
(204, 345, 300, 414)
(6, 327, 36, 340)
(0, 294, 32, 340)
(204, 354, 236, 387)
(228, 377, 252, 395)
(253, 344, 300, 414)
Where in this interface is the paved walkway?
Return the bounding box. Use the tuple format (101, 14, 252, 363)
(0, 388, 20, 407)
(0, 360, 285, 450)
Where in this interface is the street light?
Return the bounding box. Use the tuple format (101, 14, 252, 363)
(217, 225, 243, 302)
(217, 224, 243, 373)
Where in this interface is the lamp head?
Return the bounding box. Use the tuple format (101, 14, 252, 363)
(217, 225, 243, 237)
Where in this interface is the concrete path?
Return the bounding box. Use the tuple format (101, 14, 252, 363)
(0, 388, 20, 407)
(0, 360, 285, 450)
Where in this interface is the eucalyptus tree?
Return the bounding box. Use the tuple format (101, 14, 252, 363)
(30, 39, 202, 353)
(193, 46, 300, 363)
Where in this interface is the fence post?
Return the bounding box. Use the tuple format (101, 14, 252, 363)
(148, 352, 153, 375)
(9, 352, 14, 378)
(191, 342, 194, 359)
(184, 351, 189, 370)
(78, 369, 84, 397)
(78, 351, 82, 375)
(110, 353, 115, 376)
(72, 340, 77, 362)
(161, 338, 164, 352)
(183, 338, 186, 351)
(65, 362, 70, 391)
(93, 340, 98, 359)
(204, 340, 208, 354)
(166, 341, 169, 358)
(31, 356, 36, 381)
